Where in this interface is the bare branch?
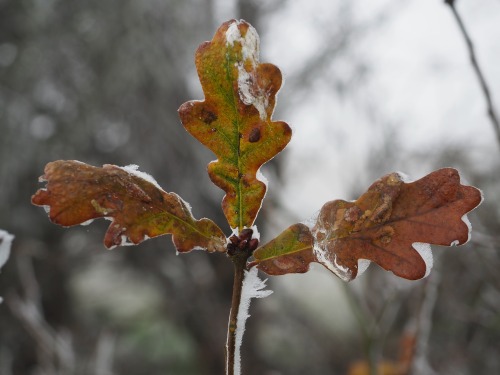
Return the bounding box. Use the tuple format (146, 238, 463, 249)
(6, 253, 76, 375)
(445, 0, 500, 150)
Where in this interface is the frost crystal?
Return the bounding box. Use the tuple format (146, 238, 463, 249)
(119, 164, 163, 191)
(228, 225, 261, 242)
(461, 213, 474, 244)
(395, 171, 412, 183)
(249, 225, 260, 241)
(313, 242, 352, 282)
(80, 219, 94, 226)
(256, 168, 269, 189)
(310, 225, 352, 281)
(412, 242, 433, 278)
(225, 20, 268, 120)
(232, 267, 272, 375)
(107, 233, 134, 250)
(0, 230, 14, 304)
(357, 259, 371, 276)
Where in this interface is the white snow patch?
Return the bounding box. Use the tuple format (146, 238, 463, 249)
(461, 211, 477, 244)
(230, 227, 240, 238)
(0, 230, 14, 304)
(226, 21, 243, 48)
(357, 259, 371, 276)
(313, 241, 352, 282)
(225, 20, 268, 120)
(182, 198, 193, 215)
(190, 246, 206, 251)
(395, 171, 412, 183)
(232, 267, 272, 375)
(107, 233, 133, 250)
(80, 219, 94, 226)
(450, 193, 480, 245)
(119, 234, 133, 247)
(310, 223, 352, 281)
(119, 165, 163, 191)
(226, 20, 259, 63)
(412, 242, 433, 278)
(249, 225, 260, 241)
(256, 168, 268, 189)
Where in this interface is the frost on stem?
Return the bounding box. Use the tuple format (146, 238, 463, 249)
(232, 267, 272, 375)
(0, 230, 14, 304)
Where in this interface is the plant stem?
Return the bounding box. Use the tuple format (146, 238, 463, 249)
(445, 0, 500, 150)
(225, 255, 247, 375)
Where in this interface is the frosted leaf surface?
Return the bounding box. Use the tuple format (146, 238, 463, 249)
(118, 164, 163, 191)
(233, 267, 272, 375)
(225, 20, 268, 120)
(313, 240, 351, 282)
(395, 171, 412, 183)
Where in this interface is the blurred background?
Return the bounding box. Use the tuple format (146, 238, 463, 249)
(1, 0, 499, 374)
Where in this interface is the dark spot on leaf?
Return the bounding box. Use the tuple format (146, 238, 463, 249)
(201, 108, 217, 124)
(249, 128, 261, 142)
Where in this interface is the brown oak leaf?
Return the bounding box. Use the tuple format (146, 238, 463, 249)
(252, 168, 482, 281)
(32, 160, 226, 253)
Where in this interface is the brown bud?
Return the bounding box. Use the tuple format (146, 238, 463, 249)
(239, 228, 253, 241)
(248, 238, 259, 252)
(227, 243, 237, 256)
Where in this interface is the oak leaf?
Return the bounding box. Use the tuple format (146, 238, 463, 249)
(178, 19, 292, 230)
(32, 160, 226, 253)
(252, 168, 482, 281)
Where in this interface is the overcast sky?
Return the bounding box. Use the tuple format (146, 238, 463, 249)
(249, 0, 500, 224)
